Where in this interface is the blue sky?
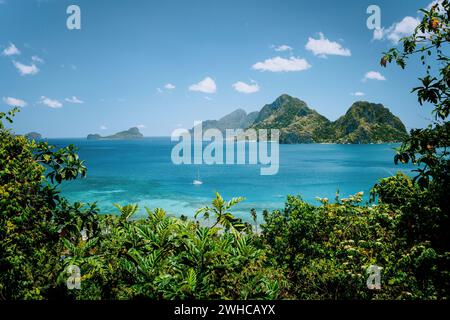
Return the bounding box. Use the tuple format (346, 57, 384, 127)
(0, 0, 438, 137)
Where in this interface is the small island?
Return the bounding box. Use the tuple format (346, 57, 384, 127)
(24, 132, 42, 140)
(87, 127, 144, 140)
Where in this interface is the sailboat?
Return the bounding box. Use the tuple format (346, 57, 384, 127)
(193, 169, 203, 185)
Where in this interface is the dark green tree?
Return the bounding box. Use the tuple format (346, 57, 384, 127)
(0, 108, 94, 299)
(381, 0, 450, 248)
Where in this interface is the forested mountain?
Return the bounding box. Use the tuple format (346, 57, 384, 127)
(196, 94, 408, 144)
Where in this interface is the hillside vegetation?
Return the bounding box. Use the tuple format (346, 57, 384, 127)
(197, 94, 408, 144)
(0, 1, 449, 300)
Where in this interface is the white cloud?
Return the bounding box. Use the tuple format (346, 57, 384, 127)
(387, 17, 420, 43)
(305, 33, 351, 57)
(232, 81, 260, 94)
(273, 44, 292, 52)
(373, 16, 420, 43)
(158, 83, 176, 93)
(3, 96, 27, 107)
(65, 96, 84, 104)
(39, 96, 62, 108)
(31, 55, 44, 63)
(13, 61, 39, 76)
(100, 125, 107, 130)
(3, 43, 20, 56)
(204, 96, 212, 101)
(136, 124, 146, 129)
(363, 71, 386, 81)
(189, 76, 217, 93)
(351, 92, 365, 96)
(252, 56, 311, 72)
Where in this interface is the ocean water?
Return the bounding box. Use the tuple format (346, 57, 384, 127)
(50, 138, 414, 221)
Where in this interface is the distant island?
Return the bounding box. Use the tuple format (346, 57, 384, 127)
(190, 109, 259, 134)
(24, 132, 42, 140)
(87, 127, 144, 140)
(193, 94, 408, 144)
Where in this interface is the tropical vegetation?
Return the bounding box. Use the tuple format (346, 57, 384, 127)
(0, 1, 449, 300)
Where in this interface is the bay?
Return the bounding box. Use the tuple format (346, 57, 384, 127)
(50, 138, 414, 221)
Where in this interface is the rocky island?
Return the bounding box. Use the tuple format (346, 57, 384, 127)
(87, 127, 144, 140)
(24, 132, 42, 140)
(194, 94, 408, 144)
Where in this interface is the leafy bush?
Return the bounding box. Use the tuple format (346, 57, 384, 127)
(1, 1, 449, 301)
(59, 203, 284, 300)
(381, 0, 450, 248)
(1, 109, 449, 300)
(261, 190, 449, 299)
(0, 109, 89, 299)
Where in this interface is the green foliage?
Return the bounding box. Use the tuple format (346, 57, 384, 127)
(0, 115, 282, 299)
(0, 110, 95, 299)
(58, 205, 283, 300)
(33, 142, 87, 184)
(0, 3, 449, 301)
(381, 0, 449, 250)
(261, 191, 450, 299)
(0, 107, 20, 129)
(195, 192, 249, 235)
(382, 3, 449, 185)
(372, 173, 449, 250)
(1, 107, 449, 300)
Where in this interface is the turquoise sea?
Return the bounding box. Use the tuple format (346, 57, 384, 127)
(50, 138, 414, 221)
